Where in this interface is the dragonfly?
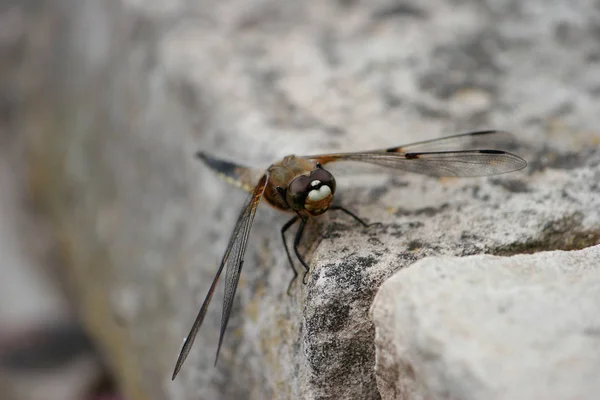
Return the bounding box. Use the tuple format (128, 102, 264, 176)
(171, 130, 527, 379)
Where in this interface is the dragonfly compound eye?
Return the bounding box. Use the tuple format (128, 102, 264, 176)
(303, 168, 336, 215)
(309, 168, 336, 194)
(286, 175, 311, 211)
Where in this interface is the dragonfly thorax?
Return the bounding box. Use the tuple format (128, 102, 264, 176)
(286, 167, 336, 215)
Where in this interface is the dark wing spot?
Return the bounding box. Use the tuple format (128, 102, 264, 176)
(468, 130, 496, 136)
(404, 153, 420, 159)
(478, 149, 504, 154)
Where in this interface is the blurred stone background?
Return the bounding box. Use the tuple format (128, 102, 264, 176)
(1, 0, 599, 399)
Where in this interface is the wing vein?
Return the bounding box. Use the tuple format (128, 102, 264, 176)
(303, 130, 526, 177)
(172, 173, 268, 380)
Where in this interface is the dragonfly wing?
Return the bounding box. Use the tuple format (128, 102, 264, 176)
(384, 130, 521, 153)
(197, 151, 264, 193)
(306, 150, 526, 177)
(172, 173, 269, 380)
(304, 130, 527, 177)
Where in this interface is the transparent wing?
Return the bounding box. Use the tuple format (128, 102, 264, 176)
(172, 173, 268, 380)
(384, 130, 522, 153)
(308, 150, 526, 177)
(304, 130, 527, 177)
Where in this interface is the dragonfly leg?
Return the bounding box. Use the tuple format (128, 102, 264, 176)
(292, 218, 311, 284)
(281, 215, 299, 295)
(329, 205, 382, 228)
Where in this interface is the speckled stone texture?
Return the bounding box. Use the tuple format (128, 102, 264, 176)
(371, 246, 600, 400)
(11, 0, 600, 399)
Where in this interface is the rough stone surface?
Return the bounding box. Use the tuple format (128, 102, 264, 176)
(371, 246, 600, 400)
(7, 0, 600, 399)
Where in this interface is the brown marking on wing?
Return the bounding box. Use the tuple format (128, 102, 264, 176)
(308, 154, 338, 166)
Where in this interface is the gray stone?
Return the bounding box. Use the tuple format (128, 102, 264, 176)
(7, 0, 600, 399)
(371, 246, 600, 400)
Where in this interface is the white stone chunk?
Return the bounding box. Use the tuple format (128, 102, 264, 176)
(372, 246, 600, 400)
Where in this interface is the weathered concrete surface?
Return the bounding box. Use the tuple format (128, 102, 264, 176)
(8, 0, 600, 399)
(371, 246, 600, 400)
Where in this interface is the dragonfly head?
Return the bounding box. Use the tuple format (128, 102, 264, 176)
(287, 165, 336, 216)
